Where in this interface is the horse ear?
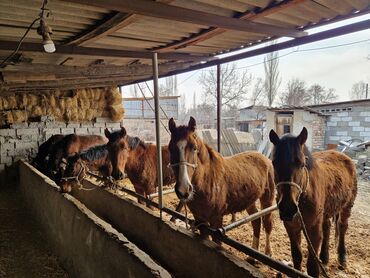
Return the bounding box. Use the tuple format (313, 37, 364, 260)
(120, 127, 127, 137)
(269, 129, 280, 145)
(104, 128, 111, 138)
(169, 118, 176, 133)
(297, 127, 308, 145)
(188, 116, 196, 132)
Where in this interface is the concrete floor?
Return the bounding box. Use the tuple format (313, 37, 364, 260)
(0, 185, 67, 278)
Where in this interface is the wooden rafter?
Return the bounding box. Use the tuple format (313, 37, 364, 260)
(0, 40, 212, 61)
(64, 13, 139, 46)
(64, 0, 307, 38)
(155, 0, 308, 52)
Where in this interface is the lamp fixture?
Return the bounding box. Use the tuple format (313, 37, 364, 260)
(37, 18, 55, 53)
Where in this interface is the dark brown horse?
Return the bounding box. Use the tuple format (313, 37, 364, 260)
(269, 127, 357, 277)
(33, 134, 65, 175)
(48, 134, 108, 181)
(168, 117, 275, 254)
(105, 128, 175, 205)
(59, 144, 118, 193)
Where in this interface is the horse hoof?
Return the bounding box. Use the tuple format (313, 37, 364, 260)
(338, 262, 346, 270)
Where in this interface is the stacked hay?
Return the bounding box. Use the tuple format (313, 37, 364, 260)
(0, 87, 125, 127)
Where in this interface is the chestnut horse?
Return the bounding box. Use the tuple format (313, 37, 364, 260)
(269, 127, 357, 277)
(48, 134, 108, 181)
(105, 127, 175, 205)
(33, 134, 65, 175)
(59, 128, 128, 192)
(168, 117, 275, 254)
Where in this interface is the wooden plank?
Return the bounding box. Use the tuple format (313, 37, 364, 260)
(65, 13, 140, 46)
(154, 0, 307, 52)
(0, 40, 211, 61)
(314, 0, 354, 15)
(64, 0, 306, 38)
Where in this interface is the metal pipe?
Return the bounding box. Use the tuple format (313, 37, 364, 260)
(222, 204, 278, 233)
(148, 188, 175, 199)
(216, 64, 221, 153)
(152, 52, 164, 218)
(219, 236, 312, 278)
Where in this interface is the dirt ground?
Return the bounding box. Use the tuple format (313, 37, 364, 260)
(0, 186, 67, 278)
(117, 178, 370, 277)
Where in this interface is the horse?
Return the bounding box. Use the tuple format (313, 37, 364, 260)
(104, 127, 176, 207)
(269, 127, 357, 277)
(168, 117, 275, 255)
(33, 134, 65, 175)
(48, 134, 108, 181)
(59, 145, 115, 193)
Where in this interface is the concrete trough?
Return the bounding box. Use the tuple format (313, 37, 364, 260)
(19, 161, 171, 278)
(69, 179, 264, 278)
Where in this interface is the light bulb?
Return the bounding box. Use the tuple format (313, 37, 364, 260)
(43, 39, 56, 53)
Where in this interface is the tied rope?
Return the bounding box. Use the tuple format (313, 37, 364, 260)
(277, 166, 329, 278)
(60, 160, 97, 191)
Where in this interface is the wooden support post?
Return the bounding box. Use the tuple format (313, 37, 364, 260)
(217, 64, 221, 153)
(152, 52, 164, 218)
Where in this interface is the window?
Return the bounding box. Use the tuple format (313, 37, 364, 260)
(283, 125, 291, 134)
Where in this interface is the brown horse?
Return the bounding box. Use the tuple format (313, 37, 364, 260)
(33, 134, 65, 175)
(59, 144, 114, 193)
(48, 134, 108, 181)
(269, 127, 357, 277)
(105, 127, 175, 205)
(168, 117, 275, 254)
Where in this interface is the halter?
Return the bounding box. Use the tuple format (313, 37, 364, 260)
(275, 166, 310, 202)
(60, 160, 96, 191)
(169, 161, 197, 169)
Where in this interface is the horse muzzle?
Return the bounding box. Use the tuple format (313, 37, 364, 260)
(278, 202, 298, 222)
(175, 183, 194, 202)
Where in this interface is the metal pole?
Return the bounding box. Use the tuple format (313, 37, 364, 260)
(217, 64, 221, 153)
(152, 52, 164, 218)
(222, 205, 278, 233)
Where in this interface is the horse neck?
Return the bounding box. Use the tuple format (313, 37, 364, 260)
(125, 143, 150, 175)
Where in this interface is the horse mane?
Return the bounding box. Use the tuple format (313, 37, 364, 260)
(78, 144, 108, 162)
(127, 135, 147, 150)
(279, 134, 315, 170)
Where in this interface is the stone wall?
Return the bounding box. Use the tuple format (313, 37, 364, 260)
(0, 117, 170, 175)
(325, 108, 370, 144)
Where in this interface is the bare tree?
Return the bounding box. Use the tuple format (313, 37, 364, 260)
(250, 77, 264, 105)
(350, 81, 367, 100)
(198, 63, 252, 109)
(280, 78, 310, 106)
(263, 50, 281, 107)
(308, 84, 338, 105)
(160, 76, 178, 96)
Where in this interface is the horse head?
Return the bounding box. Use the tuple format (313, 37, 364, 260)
(104, 127, 130, 180)
(168, 117, 199, 202)
(59, 154, 85, 193)
(269, 127, 312, 221)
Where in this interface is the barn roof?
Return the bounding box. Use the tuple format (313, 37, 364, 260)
(0, 0, 369, 92)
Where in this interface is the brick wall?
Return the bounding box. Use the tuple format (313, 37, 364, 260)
(0, 117, 170, 175)
(325, 107, 370, 144)
(311, 116, 326, 150)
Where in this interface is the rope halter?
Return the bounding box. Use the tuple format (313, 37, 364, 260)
(168, 161, 197, 169)
(275, 166, 310, 203)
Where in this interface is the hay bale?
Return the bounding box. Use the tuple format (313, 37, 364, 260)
(78, 98, 90, 109)
(109, 105, 125, 121)
(48, 94, 57, 108)
(85, 108, 96, 121)
(0, 97, 3, 110)
(27, 94, 39, 107)
(17, 94, 27, 109)
(106, 87, 122, 106)
(12, 110, 27, 123)
(75, 88, 89, 99)
(93, 89, 104, 101)
(31, 106, 46, 117)
(0, 111, 13, 126)
(64, 97, 78, 110)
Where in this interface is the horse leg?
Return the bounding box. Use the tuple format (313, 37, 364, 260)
(284, 222, 303, 271)
(260, 193, 274, 256)
(306, 224, 323, 278)
(320, 218, 331, 265)
(170, 201, 184, 222)
(337, 206, 352, 269)
(135, 186, 146, 205)
(247, 204, 261, 252)
(209, 217, 223, 245)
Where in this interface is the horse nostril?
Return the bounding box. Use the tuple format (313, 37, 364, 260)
(183, 192, 189, 199)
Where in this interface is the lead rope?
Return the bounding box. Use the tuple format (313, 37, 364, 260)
(183, 202, 189, 230)
(298, 166, 330, 278)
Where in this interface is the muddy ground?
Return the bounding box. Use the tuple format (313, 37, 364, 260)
(118, 179, 370, 277)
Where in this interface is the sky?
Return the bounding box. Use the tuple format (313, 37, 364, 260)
(121, 14, 370, 109)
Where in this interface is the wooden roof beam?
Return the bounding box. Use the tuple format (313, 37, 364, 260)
(63, 0, 307, 38)
(155, 0, 308, 52)
(0, 40, 212, 62)
(64, 13, 139, 46)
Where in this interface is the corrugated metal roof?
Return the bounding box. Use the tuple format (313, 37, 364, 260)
(0, 0, 369, 92)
